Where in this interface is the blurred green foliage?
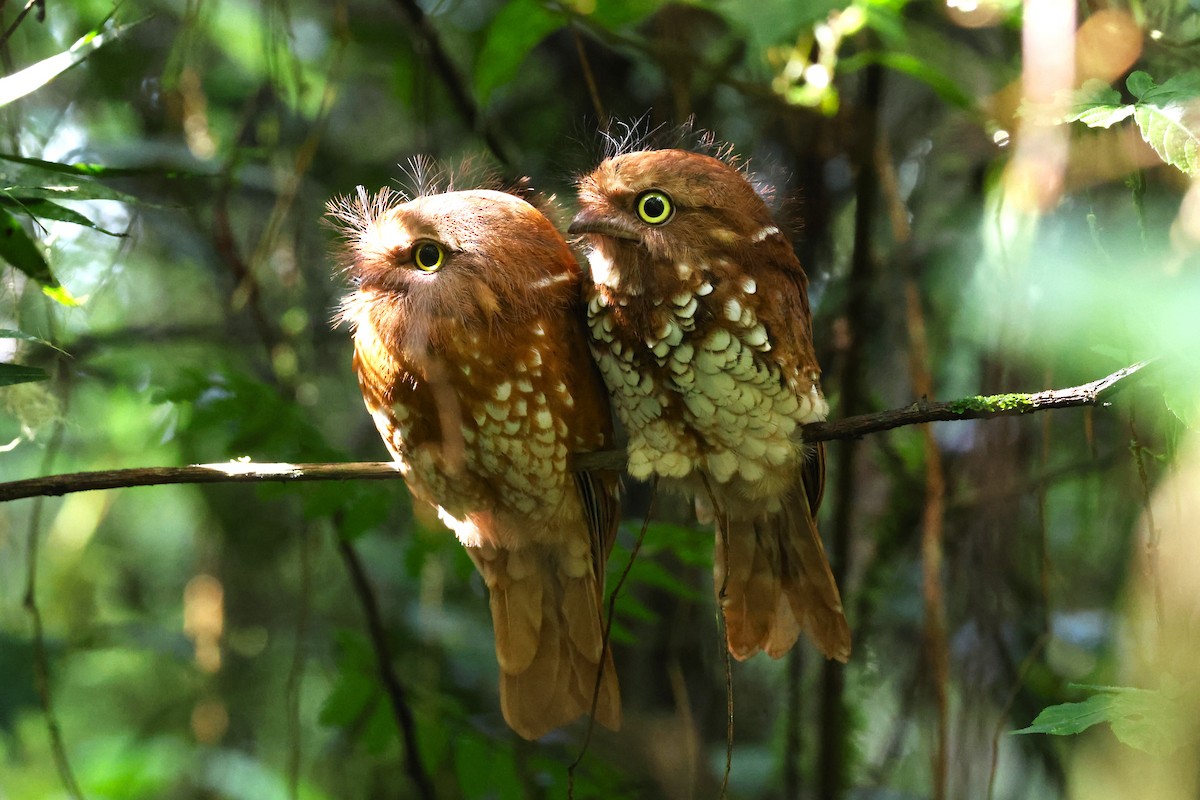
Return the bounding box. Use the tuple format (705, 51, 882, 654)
(1, 0, 1199, 799)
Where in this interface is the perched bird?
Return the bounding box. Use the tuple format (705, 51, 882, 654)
(570, 147, 851, 662)
(330, 182, 621, 739)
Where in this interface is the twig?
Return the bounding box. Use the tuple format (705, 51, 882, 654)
(1129, 408, 1164, 638)
(571, 23, 607, 128)
(336, 535, 435, 800)
(698, 472, 735, 799)
(0, 361, 1153, 504)
(386, 0, 509, 165)
(904, 280, 948, 800)
(819, 56, 884, 800)
(568, 477, 658, 797)
(985, 633, 1049, 800)
(285, 528, 314, 800)
(0, 0, 45, 51)
(23, 407, 86, 799)
(0, 461, 405, 502)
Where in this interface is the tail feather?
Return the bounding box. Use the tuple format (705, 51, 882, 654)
(471, 545, 542, 674)
(716, 518, 782, 660)
(470, 543, 621, 740)
(713, 482, 851, 663)
(779, 488, 851, 661)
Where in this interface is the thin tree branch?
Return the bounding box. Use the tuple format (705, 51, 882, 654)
(0, 361, 1152, 504)
(386, 0, 510, 165)
(23, 384, 86, 800)
(336, 535, 436, 800)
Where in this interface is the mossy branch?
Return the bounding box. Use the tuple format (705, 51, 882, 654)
(0, 361, 1151, 503)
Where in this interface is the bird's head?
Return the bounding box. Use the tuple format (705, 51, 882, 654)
(570, 149, 783, 293)
(330, 186, 578, 354)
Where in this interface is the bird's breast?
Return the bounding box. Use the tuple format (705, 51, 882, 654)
(359, 315, 601, 547)
(585, 267, 828, 499)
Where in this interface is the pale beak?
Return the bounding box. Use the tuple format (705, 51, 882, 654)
(568, 208, 640, 242)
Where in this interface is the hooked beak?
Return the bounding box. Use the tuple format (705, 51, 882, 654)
(568, 208, 640, 242)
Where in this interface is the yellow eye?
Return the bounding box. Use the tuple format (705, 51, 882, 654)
(636, 190, 673, 225)
(412, 240, 445, 272)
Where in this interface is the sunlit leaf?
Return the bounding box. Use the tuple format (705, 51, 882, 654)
(474, 0, 565, 104)
(0, 206, 54, 286)
(1066, 103, 1134, 129)
(0, 152, 203, 179)
(0, 327, 68, 355)
(0, 196, 124, 235)
(41, 283, 80, 306)
(0, 178, 141, 204)
(1132, 101, 1200, 177)
(1013, 684, 1189, 755)
(0, 22, 131, 108)
(0, 362, 48, 386)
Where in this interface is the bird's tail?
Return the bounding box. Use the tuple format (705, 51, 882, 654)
(714, 483, 851, 662)
(469, 543, 621, 740)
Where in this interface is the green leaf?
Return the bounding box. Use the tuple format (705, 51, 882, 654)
(0, 22, 131, 108)
(1160, 358, 1200, 431)
(0, 362, 48, 386)
(1140, 71, 1200, 104)
(474, 0, 566, 104)
(0, 152, 204, 179)
(1126, 70, 1154, 101)
(1132, 102, 1200, 176)
(627, 557, 704, 602)
(1, 328, 45, 342)
(584, 0, 667, 29)
(0, 206, 54, 286)
(1013, 692, 1116, 737)
(1066, 103, 1135, 129)
(1013, 684, 1189, 755)
(0, 328, 68, 355)
(0, 196, 125, 236)
(840, 51, 974, 111)
(0, 178, 141, 204)
(41, 283, 80, 306)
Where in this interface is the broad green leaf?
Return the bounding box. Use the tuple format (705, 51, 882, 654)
(0, 196, 125, 236)
(0, 179, 141, 204)
(1066, 103, 1134, 129)
(1126, 70, 1154, 101)
(0, 22, 129, 108)
(454, 735, 496, 799)
(1013, 692, 1119, 737)
(0, 362, 48, 386)
(1014, 684, 1189, 755)
(1140, 71, 1200, 105)
(629, 558, 704, 601)
(474, 0, 566, 104)
(0, 206, 55, 286)
(1132, 102, 1200, 176)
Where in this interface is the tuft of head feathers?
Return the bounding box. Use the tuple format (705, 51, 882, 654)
(588, 116, 784, 214)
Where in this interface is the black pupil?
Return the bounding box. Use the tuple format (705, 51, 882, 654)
(643, 195, 665, 218)
(417, 244, 439, 267)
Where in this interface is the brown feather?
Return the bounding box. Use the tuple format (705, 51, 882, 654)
(332, 178, 622, 739)
(573, 146, 852, 664)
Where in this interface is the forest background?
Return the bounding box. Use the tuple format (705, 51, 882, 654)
(2, 0, 1199, 798)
